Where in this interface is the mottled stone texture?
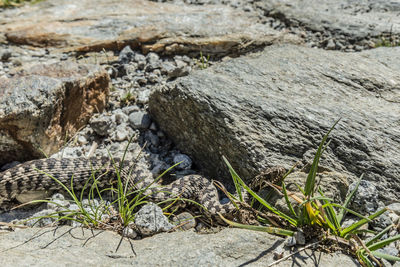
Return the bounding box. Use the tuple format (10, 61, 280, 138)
(257, 0, 400, 39)
(0, 226, 359, 266)
(0, 0, 298, 56)
(149, 44, 400, 201)
(0, 62, 109, 165)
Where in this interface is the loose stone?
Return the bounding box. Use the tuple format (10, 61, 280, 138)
(173, 154, 193, 170)
(137, 89, 151, 104)
(129, 111, 152, 129)
(90, 115, 115, 136)
(134, 203, 173, 236)
(118, 45, 135, 64)
(173, 212, 196, 230)
(1, 50, 12, 61)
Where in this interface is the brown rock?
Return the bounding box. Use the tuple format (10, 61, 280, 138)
(0, 0, 300, 56)
(0, 61, 110, 165)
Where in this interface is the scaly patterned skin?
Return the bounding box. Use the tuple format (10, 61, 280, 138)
(0, 157, 239, 217)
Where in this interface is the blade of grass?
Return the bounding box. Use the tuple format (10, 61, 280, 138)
(341, 208, 388, 237)
(370, 250, 400, 262)
(318, 189, 341, 232)
(223, 157, 297, 226)
(35, 169, 83, 207)
(366, 224, 394, 247)
(357, 251, 374, 267)
(304, 119, 340, 196)
(337, 173, 364, 224)
(323, 203, 371, 221)
(218, 213, 294, 236)
(367, 234, 400, 251)
(282, 182, 297, 218)
(299, 196, 334, 206)
(223, 156, 243, 202)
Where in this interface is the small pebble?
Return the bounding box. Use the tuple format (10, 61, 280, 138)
(77, 135, 88, 145)
(173, 212, 196, 230)
(1, 50, 12, 61)
(47, 199, 70, 211)
(123, 223, 138, 239)
(145, 131, 160, 146)
(149, 122, 158, 131)
(388, 203, 400, 215)
(113, 124, 130, 141)
(134, 53, 146, 63)
(325, 39, 336, 50)
(273, 245, 285, 260)
(137, 89, 151, 104)
(118, 45, 135, 64)
(147, 73, 159, 83)
(285, 236, 297, 247)
(129, 111, 151, 129)
(90, 115, 114, 136)
(173, 154, 192, 170)
(295, 230, 306, 245)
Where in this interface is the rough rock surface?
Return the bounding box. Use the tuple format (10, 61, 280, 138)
(149, 44, 400, 201)
(0, 0, 298, 55)
(0, 61, 109, 165)
(0, 227, 358, 266)
(257, 0, 400, 40)
(0, 0, 399, 266)
(134, 203, 174, 236)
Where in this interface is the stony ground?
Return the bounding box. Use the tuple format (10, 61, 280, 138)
(0, 0, 400, 266)
(0, 226, 360, 267)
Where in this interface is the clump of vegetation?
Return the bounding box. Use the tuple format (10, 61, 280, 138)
(0, 0, 42, 8)
(194, 51, 211, 70)
(374, 36, 400, 48)
(18, 140, 182, 235)
(220, 120, 400, 266)
(121, 90, 135, 105)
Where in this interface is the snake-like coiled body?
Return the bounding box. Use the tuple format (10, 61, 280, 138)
(0, 157, 239, 217)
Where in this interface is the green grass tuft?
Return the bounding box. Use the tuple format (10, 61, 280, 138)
(220, 119, 399, 266)
(194, 51, 210, 70)
(374, 36, 400, 48)
(0, 0, 42, 8)
(18, 136, 186, 234)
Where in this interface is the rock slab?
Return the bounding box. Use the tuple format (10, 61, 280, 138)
(0, 227, 358, 266)
(0, 61, 109, 165)
(0, 0, 297, 56)
(149, 44, 400, 201)
(257, 0, 400, 40)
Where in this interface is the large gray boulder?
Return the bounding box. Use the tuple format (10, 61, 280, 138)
(257, 0, 400, 41)
(0, 61, 110, 165)
(149, 44, 400, 201)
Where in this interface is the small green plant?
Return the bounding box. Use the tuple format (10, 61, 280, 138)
(374, 37, 400, 48)
(195, 51, 210, 70)
(121, 90, 135, 104)
(1, 0, 23, 7)
(219, 119, 400, 266)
